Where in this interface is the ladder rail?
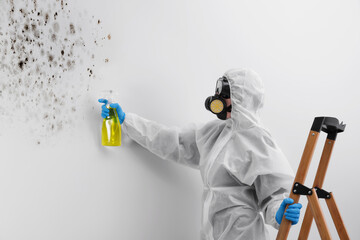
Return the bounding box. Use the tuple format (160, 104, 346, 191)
(307, 188, 332, 240)
(298, 137, 336, 239)
(326, 193, 350, 240)
(276, 130, 320, 240)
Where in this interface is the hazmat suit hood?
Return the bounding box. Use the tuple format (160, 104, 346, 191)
(224, 68, 265, 129)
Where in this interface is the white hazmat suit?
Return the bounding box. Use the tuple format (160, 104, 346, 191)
(122, 68, 294, 239)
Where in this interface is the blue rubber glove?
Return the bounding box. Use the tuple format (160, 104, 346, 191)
(98, 99, 126, 124)
(275, 198, 302, 225)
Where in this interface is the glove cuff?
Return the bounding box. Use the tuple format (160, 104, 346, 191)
(119, 112, 125, 124)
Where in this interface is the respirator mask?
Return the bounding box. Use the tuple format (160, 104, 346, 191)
(205, 76, 231, 120)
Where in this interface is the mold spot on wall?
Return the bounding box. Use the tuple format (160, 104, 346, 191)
(0, 0, 109, 143)
(69, 23, 75, 34)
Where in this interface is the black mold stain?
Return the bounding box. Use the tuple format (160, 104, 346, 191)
(18, 61, 25, 70)
(69, 23, 75, 34)
(0, 0, 105, 142)
(44, 13, 49, 24)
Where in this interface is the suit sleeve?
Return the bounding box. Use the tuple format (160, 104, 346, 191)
(252, 130, 294, 229)
(228, 127, 294, 229)
(122, 113, 201, 169)
(254, 174, 291, 229)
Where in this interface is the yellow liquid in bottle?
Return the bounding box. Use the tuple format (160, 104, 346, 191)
(102, 107, 121, 146)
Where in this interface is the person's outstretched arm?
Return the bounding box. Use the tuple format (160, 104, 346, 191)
(123, 113, 200, 169)
(99, 99, 200, 169)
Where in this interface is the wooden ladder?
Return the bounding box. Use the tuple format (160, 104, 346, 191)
(276, 117, 350, 240)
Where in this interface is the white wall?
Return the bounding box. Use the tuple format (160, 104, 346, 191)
(0, 0, 359, 239)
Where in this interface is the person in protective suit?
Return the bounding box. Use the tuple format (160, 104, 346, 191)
(99, 68, 302, 240)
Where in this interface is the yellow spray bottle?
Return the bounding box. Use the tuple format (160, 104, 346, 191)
(101, 100, 121, 146)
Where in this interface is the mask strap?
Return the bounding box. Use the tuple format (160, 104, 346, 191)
(226, 105, 232, 112)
